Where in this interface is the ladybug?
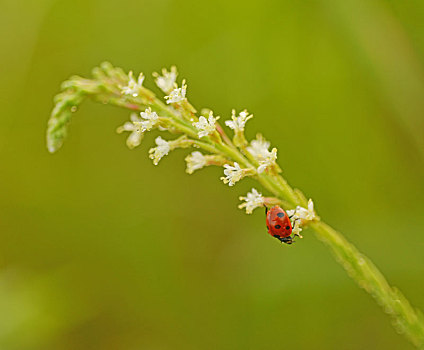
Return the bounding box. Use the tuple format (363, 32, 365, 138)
(266, 206, 295, 244)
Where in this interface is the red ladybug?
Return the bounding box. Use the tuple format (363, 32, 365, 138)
(266, 206, 295, 244)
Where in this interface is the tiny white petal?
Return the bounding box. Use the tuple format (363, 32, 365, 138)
(257, 163, 268, 174)
(185, 151, 207, 174)
(221, 162, 244, 186)
(225, 109, 253, 131)
(238, 188, 264, 214)
(153, 66, 178, 93)
(133, 108, 159, 132)
(126, 130, 143, 149)
(192, 112, 219, 138)
(130, 113, 141, 122)
(247, 134, 271, 161)
(257, 148, 278, 173)
(286, 209, 295, 217)
(149, 136, 171, 165)
(117, 121, 136, 133)
(292, 221, 303, 237)
(121, 71, 144, 97)
(307, 199, 314, 217)
(288, 199, 316, 222)
(116, 113, 143, 149)
(165, 80, 187, 104)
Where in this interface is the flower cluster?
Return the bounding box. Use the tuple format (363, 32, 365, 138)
(225, 109, 253, 131)
(286, 199, 316, 238)
(238, 188, 264, 214)
(48, 63, 318, 242)
(149, 136, 171, 165)
(246, 134, 271, 160)
(134, 108, 159, 132)
(220, 163, 255, 186)
(165, 80, 187, 104)
(185, 152, 227, 174)
(257, 148, 278, 173)
(117, 108, 162, 149)
(49, 63, 424, 347)
(247, 134, 279, 173)
(192, 111, 219, 138)
(221, 163, 244, 186)
(287, 199, 316, 223)
(121, 71, 144, 97)
(116, 113, 144, 149)
(153, 66, 178, 94)
(185, 151, 207, 174)
(117, 67, 316, 239)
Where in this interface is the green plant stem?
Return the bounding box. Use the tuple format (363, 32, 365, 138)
(311, 221, 424, 349)
(46, 68, 424, 349)
(95, 93, 424, 347)
(167, 101, 424, 348)
(204, 115, 424, 349)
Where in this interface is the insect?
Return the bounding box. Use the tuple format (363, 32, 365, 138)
(265, 206, 296, 244)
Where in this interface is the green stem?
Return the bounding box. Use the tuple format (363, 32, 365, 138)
(46, 64, 424, 349)
(311, 221, 424, 348)
(214, 125, 424, 348)
(271, 172, 303, 206)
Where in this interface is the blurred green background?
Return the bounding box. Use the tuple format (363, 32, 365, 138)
(1, 0, 424, 349)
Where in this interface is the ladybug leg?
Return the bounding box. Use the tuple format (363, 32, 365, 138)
(292, 219, 298, 235)
(265, 206, 268, 215)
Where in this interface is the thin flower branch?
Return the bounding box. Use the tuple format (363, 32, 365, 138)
(46, 62, 424, 349)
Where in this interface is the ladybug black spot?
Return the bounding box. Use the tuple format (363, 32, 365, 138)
(277, 212, 285, 218)
(286, 226, 290, 230)
(275, 225, 281, 229)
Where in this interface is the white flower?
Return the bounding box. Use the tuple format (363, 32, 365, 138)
(121, 71, 144, 97)
(116, 113, 144, 149)
(286, 199, 315, 238)
(225, 109, 253, 131)
(165, 80, 187, 104)
(192, 112, 219, 138)
(185, 151, 207, 174)
(221, 162, 245, 186)
(133, 108, 159, 132)
(153, 66, 178, 93)
(238, 188, 264, 214)
(257, 148, 278, 173)
(296, 199, 316, 221)
(149, 136, 171, 165)
(247, 134, 271, 161)
(287, 199, 316, 222)
(291, 221, 303, 238)
(286, 209, 295, 217)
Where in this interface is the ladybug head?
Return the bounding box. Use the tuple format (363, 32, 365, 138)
(276, 235, 293, 245)
(283, 237, 293, 245)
